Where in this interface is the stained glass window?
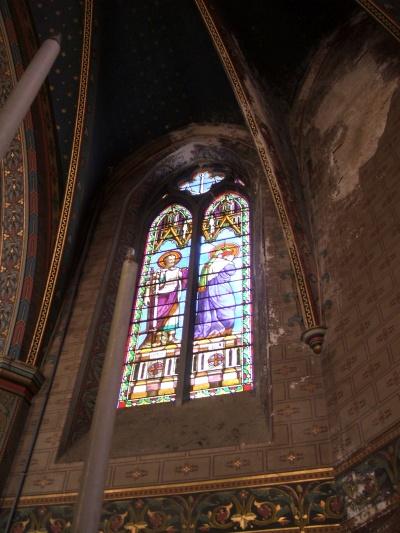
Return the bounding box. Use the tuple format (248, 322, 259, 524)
(191, 193, 253, 398)
(119, 174, 254, 408)
(119, 204, 192, 407)
(178, 170, 224, 195)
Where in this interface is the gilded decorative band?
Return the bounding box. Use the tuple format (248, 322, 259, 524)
(0, 467, 334, 507)
(356, 0, 400, 42)
(27, 0, 93, 365)
(194, 0, 318, 330)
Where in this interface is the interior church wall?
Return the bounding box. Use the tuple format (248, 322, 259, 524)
(2, 3, 400, 530)
(291, 13, 400, 528)
(2, 126, 331, 510)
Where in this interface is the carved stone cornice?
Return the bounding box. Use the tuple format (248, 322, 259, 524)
(0, 467, 335, 508)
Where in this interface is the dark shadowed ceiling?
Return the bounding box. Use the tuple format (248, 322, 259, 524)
(19, 0, 364, 355)
(27, 0, 84, 182)
(25, 0, 360, 192)
(94, 0, 243, 173)
(216, 0, 358, 105)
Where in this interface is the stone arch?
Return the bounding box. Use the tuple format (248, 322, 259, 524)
(58, 124, 311, 469)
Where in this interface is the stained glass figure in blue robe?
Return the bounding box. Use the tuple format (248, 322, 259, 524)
(194, 242, 240, 339)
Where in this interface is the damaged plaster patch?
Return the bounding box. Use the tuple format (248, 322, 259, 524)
(262, 237, 285, 346)
(268, 327, 286, 346)
(314, 52, 399, 201)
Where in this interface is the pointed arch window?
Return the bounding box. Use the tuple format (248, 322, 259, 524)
(118, 171, 254, 408)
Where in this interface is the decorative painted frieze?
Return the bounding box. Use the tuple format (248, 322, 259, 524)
(0, 480, 343, 532)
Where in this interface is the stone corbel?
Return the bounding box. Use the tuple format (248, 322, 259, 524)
(0, 356, 44, 402)
(0, 356, 44, 492)
(301, 327, 327, 355)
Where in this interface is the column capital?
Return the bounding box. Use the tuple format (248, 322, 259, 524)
(0, 356, 44, 402)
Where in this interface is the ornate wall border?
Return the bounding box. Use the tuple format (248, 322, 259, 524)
(0, 3, 37, 359)
(4, 425, 400, 529)
(0, 470, 342, 532)
(27, 0, 93, 366)
(356, 0, 400, 42)
(0, 467, 334, 507)
(194, 0, 319, 336)
(6, 0, 61, 361)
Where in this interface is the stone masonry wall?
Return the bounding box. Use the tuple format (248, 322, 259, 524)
(292, 14, 400, 467)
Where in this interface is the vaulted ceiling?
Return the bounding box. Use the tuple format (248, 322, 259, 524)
(217, 0, 358, 104)
(26, 0, 84, 183)
(25, 0, 359, 193)
(17, 1, 361, 329)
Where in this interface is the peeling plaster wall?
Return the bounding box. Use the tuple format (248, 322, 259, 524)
(292, 15, 400, 473)
(312, 47, 398, 202)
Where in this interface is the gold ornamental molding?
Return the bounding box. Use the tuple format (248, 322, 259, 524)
(0, 467, 334, 508)
(334, 421, 400, 476)
(194, 0, 319, 334)
(356, 0, 400, 42)
(27, 0, 93, 366)
(0, 10, 29, 357)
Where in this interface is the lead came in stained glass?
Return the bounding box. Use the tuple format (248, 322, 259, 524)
(120, 176, 254, 409)
(118, 204, 192, 407)
(191, 192, 253, 398)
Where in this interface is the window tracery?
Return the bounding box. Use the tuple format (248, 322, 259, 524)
(118, 170, 253, 408)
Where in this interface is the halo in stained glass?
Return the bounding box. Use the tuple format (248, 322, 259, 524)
(118, 204, 192, 408)
(190, 192, 253, 399)
(178, 170, 224, 195)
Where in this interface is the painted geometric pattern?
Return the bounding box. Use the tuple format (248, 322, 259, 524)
(119, 205, 192, 407)
(191, 193, 253, 398)
(5, 435, 400, 530)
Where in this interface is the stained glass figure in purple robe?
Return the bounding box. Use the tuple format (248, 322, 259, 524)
(119, 204, 191, 407)
(194, 242, 239, 339)
(140, 250, 188, 348)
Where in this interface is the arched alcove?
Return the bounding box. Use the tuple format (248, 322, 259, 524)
(60, 125, 272, 460)
(51, 124, 327, 481)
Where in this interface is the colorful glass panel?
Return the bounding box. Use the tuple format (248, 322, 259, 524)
(119, 204, 192, 407)
(178, 171, 224, 195)
(190, 192, 253, 398)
